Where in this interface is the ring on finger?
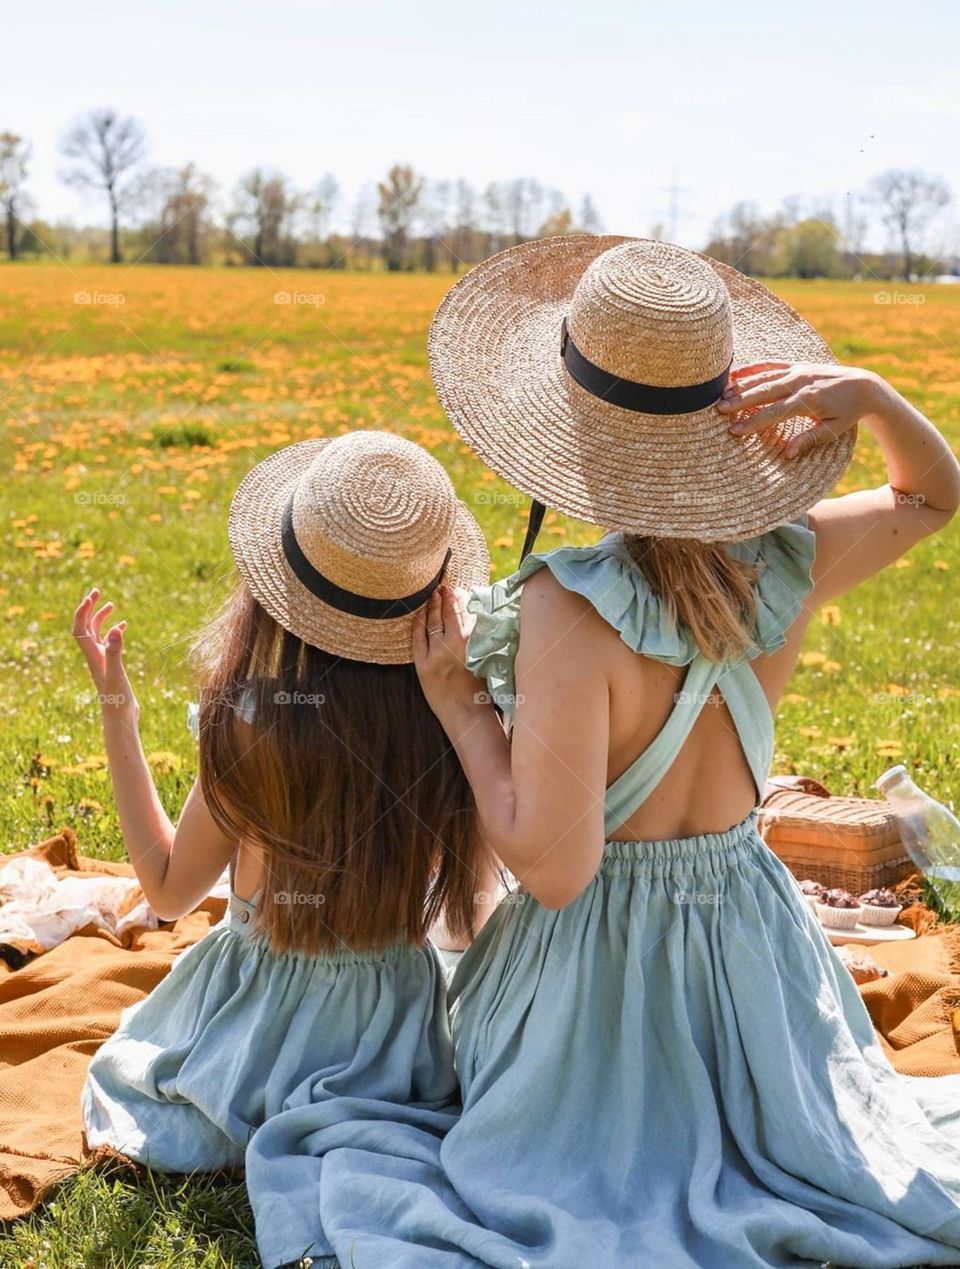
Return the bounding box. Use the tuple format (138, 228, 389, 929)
(427, 625, 444, 637)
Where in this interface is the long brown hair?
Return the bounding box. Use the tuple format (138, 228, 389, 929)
(624, 535, 759, 663)
(193, 583, 482, 955)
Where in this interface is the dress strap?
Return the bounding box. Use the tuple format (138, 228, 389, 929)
(603, 656, 776, 836)
(715, 661, 775, 803)
(604, 656, 722, 835)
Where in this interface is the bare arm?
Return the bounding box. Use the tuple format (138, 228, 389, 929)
(719, 363, 960, 603)
(73, 589, 237, 920)
(414, 582, 610, 909)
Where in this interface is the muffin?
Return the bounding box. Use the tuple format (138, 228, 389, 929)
(816, 888, 864, 930)
(798, 878, 825, 913)
(857, 887, 902, 927)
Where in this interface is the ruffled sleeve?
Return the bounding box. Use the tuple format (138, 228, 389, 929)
(726, 513, 816, 656)
(466, 519, 815, 723)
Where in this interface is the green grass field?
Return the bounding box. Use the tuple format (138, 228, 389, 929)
(1, 263, 958, 1266)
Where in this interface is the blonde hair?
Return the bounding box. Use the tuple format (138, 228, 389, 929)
(624, 535, 759, 663)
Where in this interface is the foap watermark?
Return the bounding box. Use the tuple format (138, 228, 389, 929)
(73, 490, 127, 507)
(674, 889, 724, 906)
(671, 489, 715, 507)
(871, 689, 933, 707)
(674, 689, 724, 707)
(475, 890, 526, 907)
(273, 691, 326, 707)
(74, 290, 126, 307)
(77, 689, 130, 709)
(473, 489, 526, 506)
(893, 490, 926, 508)
(274, 890, 326, 907)
(475, 690, 524, 707)
(873, 290, 925, 307)
(274, 290, 325, 308)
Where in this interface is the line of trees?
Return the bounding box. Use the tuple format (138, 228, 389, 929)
(705, 172, 954, 282)
(0, 108, 602, 271)
(0, 107, 955, 279)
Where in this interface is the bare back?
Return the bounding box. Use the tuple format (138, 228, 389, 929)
(518, 567, 815, 843)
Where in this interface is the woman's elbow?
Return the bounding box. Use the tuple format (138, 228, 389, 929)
(523, 870, 593, 911)
(147, 891, 193, 923)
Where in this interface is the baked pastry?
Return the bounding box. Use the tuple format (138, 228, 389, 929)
(798, 878, 825, 913)
(835, 944, 887, 985)
(857, 887, 902, 927)
(816, 888, 863, 930)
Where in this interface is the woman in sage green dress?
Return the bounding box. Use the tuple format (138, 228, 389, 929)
(405, 238, 960, 1268)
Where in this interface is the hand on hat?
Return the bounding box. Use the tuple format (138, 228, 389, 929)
(718, 362, 882, 459)
(413, 585, 485, 722)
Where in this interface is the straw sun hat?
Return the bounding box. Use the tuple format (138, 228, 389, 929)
(228, 431, 489, 664)
(429, 235, 856, 545)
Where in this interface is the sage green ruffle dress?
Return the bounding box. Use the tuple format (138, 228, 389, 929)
(82, 865, 463, 1269)
(370, 522, 960, 1268)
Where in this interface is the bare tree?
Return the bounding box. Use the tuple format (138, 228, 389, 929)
(868, 168, 951, 280)
(141, 163, 216, 264)
(704, 201, 780, 276)
(377, 164, 422, 270)
(0, 132, 31, 258)
(229, 168, 298, 267)
(0, 132, 31, 259)
(576, 195, 603, 235)
(309, 172, 340, 241)
(449, 179, 479, 268)
(59, 108, 146, 263)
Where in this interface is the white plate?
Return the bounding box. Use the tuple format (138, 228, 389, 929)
(824, 922, 916, 945)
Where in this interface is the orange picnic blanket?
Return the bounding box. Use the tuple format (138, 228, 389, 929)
(1, 832, 959, 1223)
(0, 830, 225, 1221)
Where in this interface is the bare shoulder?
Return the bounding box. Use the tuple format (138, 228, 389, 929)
(517, 566, 614, 669)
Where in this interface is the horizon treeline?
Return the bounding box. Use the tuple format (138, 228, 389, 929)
(0, 108, 956, 281)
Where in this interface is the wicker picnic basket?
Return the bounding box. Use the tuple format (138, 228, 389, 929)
(758, 789, 914, 893)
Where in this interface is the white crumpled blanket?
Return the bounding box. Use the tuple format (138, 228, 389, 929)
(0, 856, 158, 951)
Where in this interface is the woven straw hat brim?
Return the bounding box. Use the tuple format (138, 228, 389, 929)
(429, 235, 856, 542)
(228, 438, 490, 665)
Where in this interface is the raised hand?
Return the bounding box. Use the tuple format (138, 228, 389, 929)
(72, 587, 138, 717)
(717, 361, 882, 458)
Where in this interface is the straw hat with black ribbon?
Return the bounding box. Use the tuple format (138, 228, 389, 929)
(429, 235, 856, 557)
(228, 430, 489, 665)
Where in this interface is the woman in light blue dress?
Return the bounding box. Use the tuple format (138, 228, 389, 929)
(74, 431, 494, 1269)
(409, 237, 960, 1267)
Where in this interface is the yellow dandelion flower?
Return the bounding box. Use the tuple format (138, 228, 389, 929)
(800, 651, 827, 667)
(820, 606, 841, 626)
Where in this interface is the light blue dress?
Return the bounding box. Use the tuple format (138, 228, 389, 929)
(353, 522, 960, 1268)
(82, 865, 463, 1269)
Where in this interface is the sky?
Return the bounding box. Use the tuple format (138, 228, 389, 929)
(4, 0, 960, 252)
